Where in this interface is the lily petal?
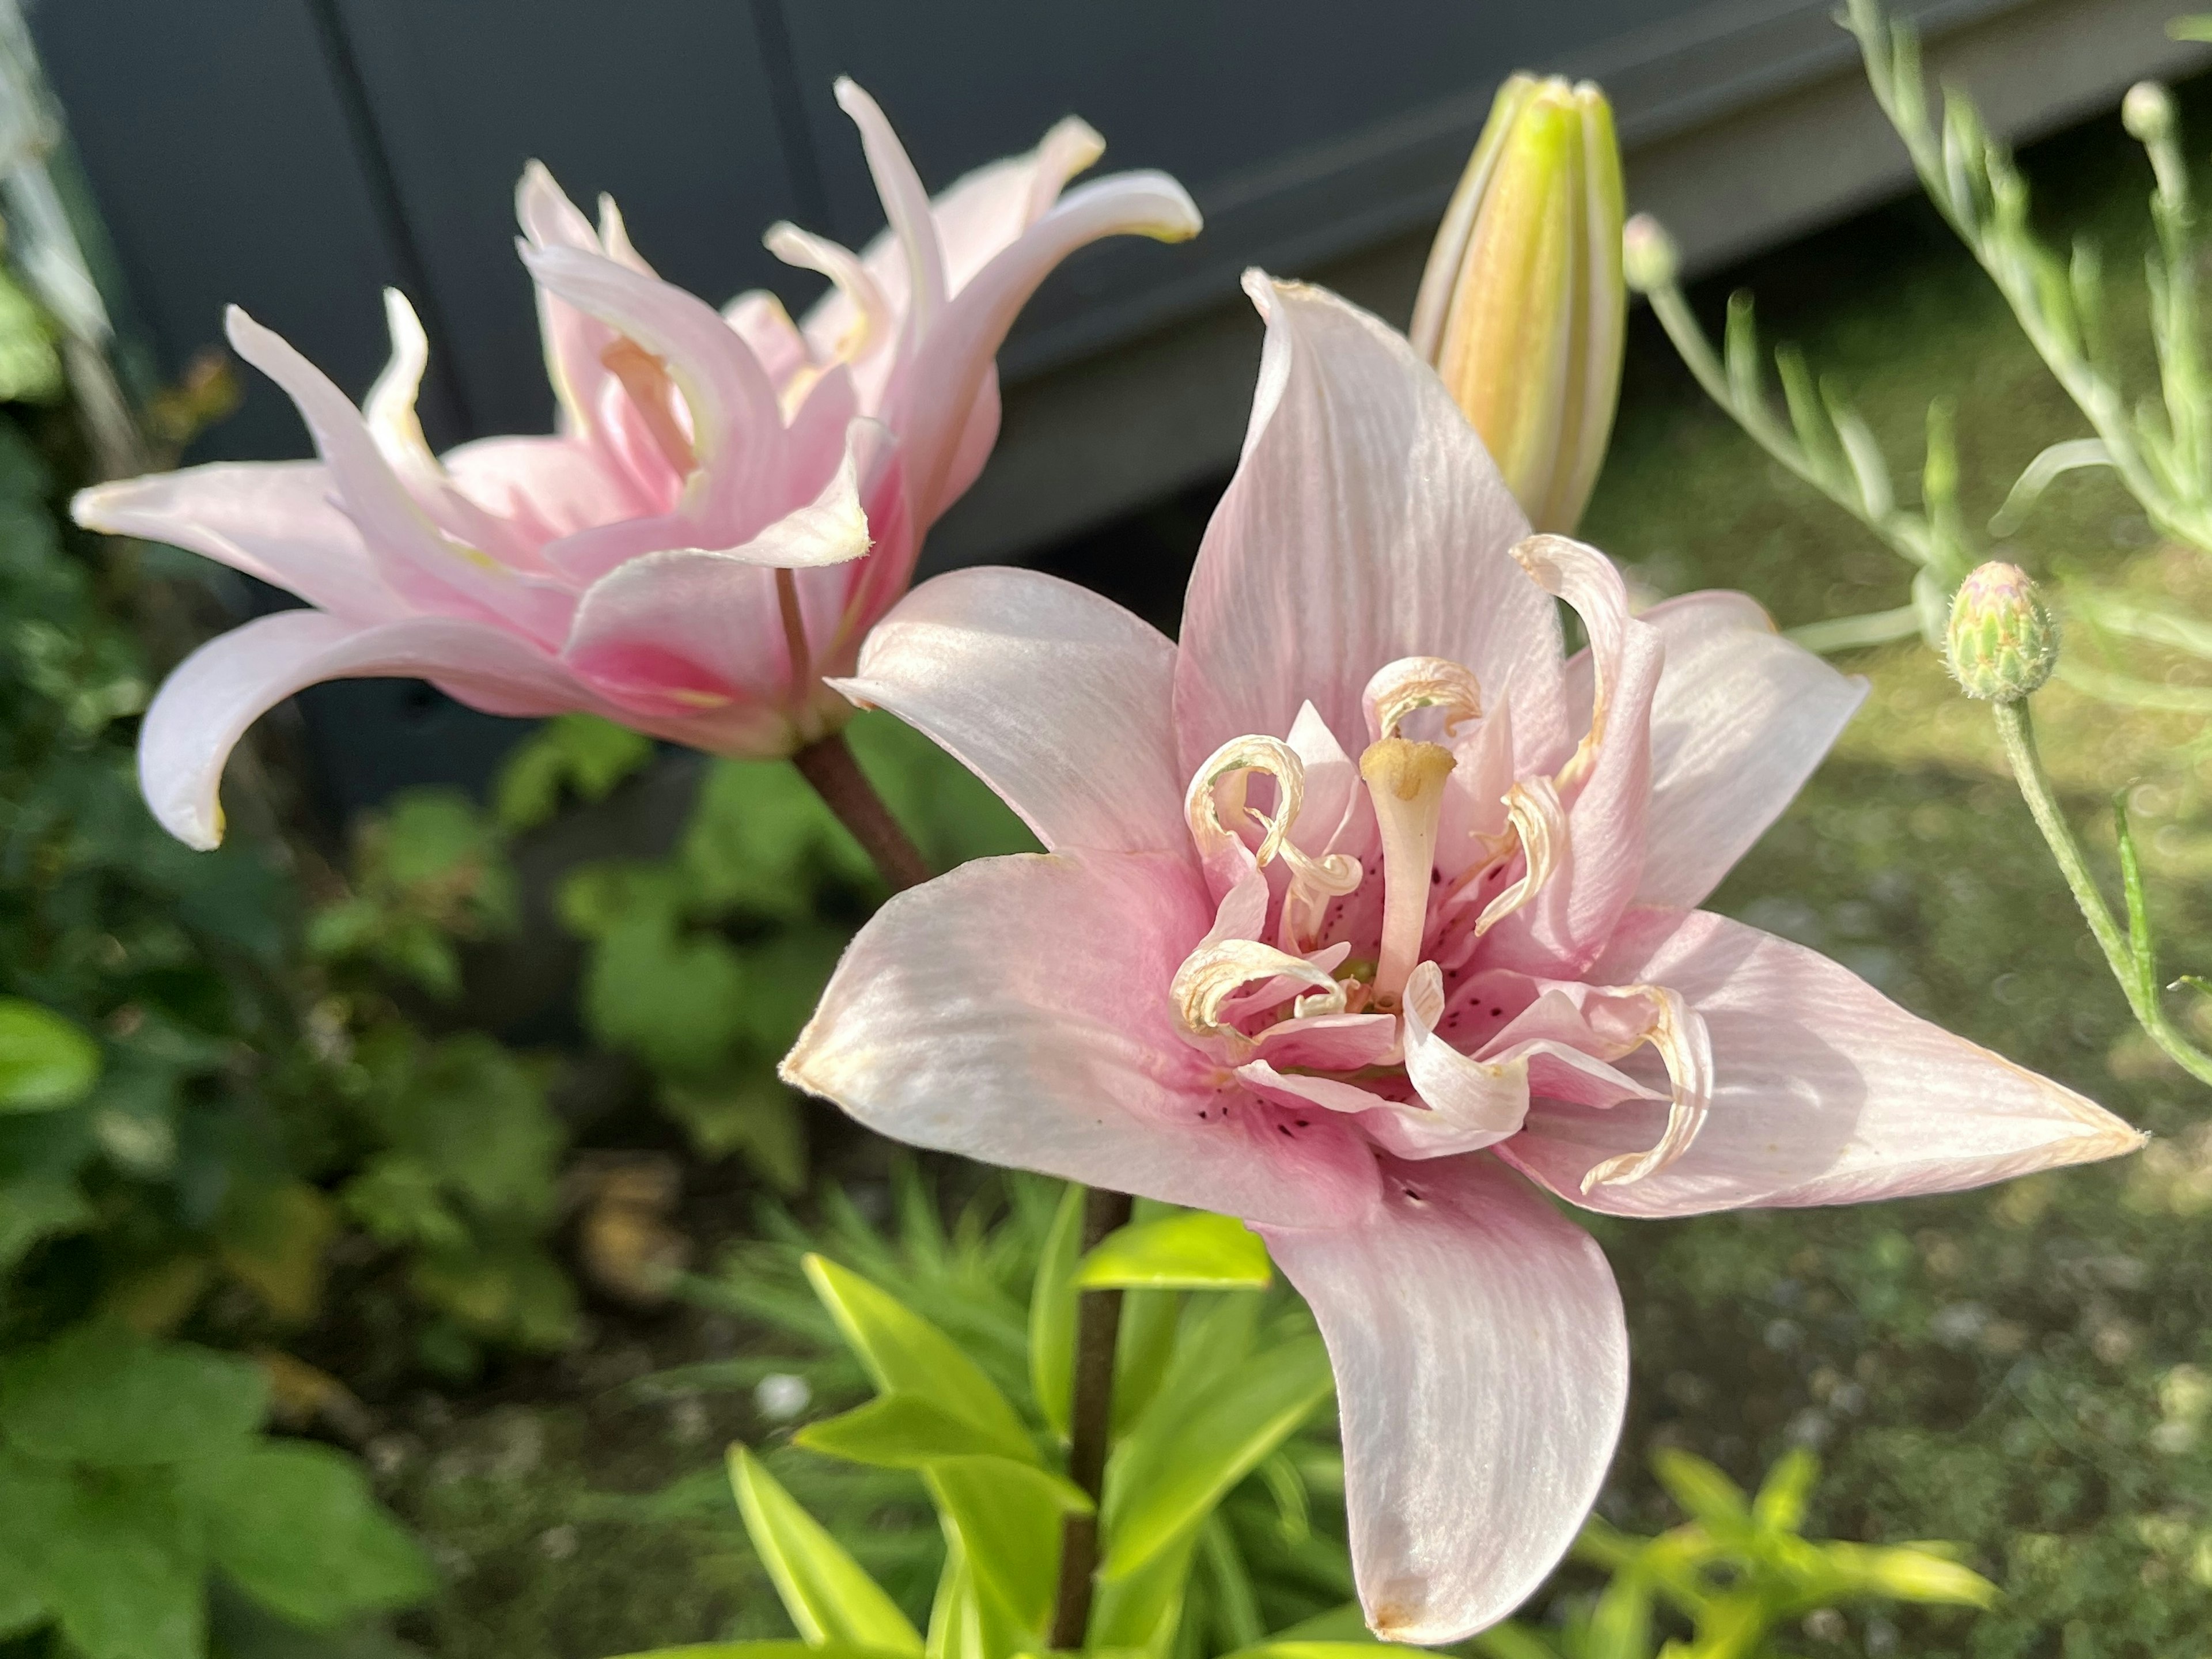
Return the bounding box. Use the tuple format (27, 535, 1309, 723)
(831, 566, 1187, 856)
(1604, 592, 1868, 910)
(1176, 275, 1568, 779)
(783, 849, 1380, 1228)
(140, 609, 581, 850)
(1259, 1154, 1627, 1643)
(894, 169, 1202, 530)
(1502, 907, 2146, 1215)
(70, 461, 403, 624)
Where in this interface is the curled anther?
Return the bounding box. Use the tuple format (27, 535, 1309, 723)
(1184, 734, 1306, 868)
(1277, 842, 1363, 953)
(1171, 936, 1347, 1046)
(1581, 986, 1713, 1190)
(1363, 656, 1484, 743)
(764, 221, 894, 370)
(1471, 777, 1566, 937)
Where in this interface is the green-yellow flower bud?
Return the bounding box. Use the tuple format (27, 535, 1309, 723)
(1411, 73, 1626, 535)
(1945, 562, 2059, 701)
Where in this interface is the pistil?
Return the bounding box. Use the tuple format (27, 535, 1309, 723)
(1358, 736, 1456, 1001)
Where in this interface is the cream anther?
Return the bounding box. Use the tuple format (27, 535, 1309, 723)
(1363, 656, 1484, 742)
(1580, 986, 1713, 1190)
(1185, 734, 1307, 868)
(1172, 936, 1347, 1047)
(1358, 736, 1456, 1001)
(1471, 777, 1565, 937)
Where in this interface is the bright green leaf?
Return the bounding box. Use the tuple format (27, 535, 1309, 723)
(926, 1456, 1087, 1638)
(1471, 1627, 1569, 1659)
(795, 1395, 1036, 1470)
(184, 1444, 433, 1627)
(609, 1647, 914, 1659)
(1822, 1540, 1998, 1607)
(727, 1445, 923, 1656)
(1075, 1211, 1271, 1291)
(0, 1326, 266, 1465)
(1650, 1448, 1751, 1533)
(1218, 1646, 1409, 1659)
(802, 1255, 1037, 1467)
(1101, 1336, 1334, 1582)
(1027, 1185, 1085, 1437)
(1751, 1447, 1819, 1535)
(0, 998, 100, 1113)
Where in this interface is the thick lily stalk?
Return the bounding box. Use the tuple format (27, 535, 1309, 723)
(1410, 74, 1625, 534)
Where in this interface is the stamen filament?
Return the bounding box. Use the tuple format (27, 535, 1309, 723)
(777, 567, 813, 695)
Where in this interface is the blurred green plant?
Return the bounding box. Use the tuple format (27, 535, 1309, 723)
(1476, 1449, 1992, 1658)
(552, 713, 1033, 1192)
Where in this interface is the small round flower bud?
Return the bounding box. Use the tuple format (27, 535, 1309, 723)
(1622, 213, 1680, 294)
(2124, 81, 2176, 145)
(1946, 562, 2059, 701)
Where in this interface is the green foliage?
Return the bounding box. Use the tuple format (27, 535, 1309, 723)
(0, 994, 100, 1111)
(0, 1324, 431, 1659)
(559, 711, 1033, 1190)
(1076, 1211, 1274, 1291)
(1477, 1449, 1991, 1659)
(309, 788, 516, 999)
(496, 712, 655, 833)
(674, 1168, 1350, 1659)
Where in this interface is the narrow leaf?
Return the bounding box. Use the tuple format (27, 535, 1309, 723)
(794, 1395, 1027, 1472)
(1075, 1211, 1271, 1291)
(1027, 1185, 1084, 1437)
(1751, 1448, 1819, 1535)
(1101, 1336, 1334, 1582)
(726, 1445, 923, 1656)
(1651, 1448, 1751, 1533)
(802, 1255, 1036, 1467)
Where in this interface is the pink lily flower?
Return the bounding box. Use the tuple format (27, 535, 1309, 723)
(782, 275, 2142, 1640)
(73, 82, 1199, 849)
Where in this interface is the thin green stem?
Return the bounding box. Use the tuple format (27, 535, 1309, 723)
(1786, 605, 1925, 655)
(1991, 699, 2212, 1085)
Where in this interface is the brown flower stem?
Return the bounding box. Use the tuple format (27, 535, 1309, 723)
(1048, 1184, 1134, 1650)
(790, 728, 930, 893)
(1993, 698, 2212, 1086)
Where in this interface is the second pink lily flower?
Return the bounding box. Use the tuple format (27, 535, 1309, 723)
(75, 82, 1199, 849)
(785, 274, 2143, 1642)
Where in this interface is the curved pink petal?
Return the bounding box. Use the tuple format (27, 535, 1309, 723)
(830, 566, 1188, 856)
(892, 169, 1202, 531)
(517, 161, 622, 440)
(1502, 907, 2145, 1216)
(1259, 1154, 1627, 1643)
(519, 244, 785, 537)
(140, 609, 583, 849)
(1609, 592, 1868, 910)
(71, 461, 403, 624)
(562, 427, 873, 718)
(723, 290, 813, 394)
(441, 434, 653, 547)
(1175, 276, 1567, 779)
(1484, 537, 1661, 976)
(834, 79, 948, 340)
(226, 308, 575, 646)
(782, 849, 1381, 1228)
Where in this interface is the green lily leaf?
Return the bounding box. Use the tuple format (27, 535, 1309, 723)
(1100, 1335, 1334, 1582)
(1027, 1185, 1085, 1437)
(1217, 1646, 1410, 1659)
(0, 999, 100, 1114)
(1075, 1211, 1272, 1291)
(1750, 1447, 1818, 1535)
(726, 1446, 923, 1656)
(795, 1395, 1041, 1471)
(609, 1647, 916, 1659)
(927, 1455, 1088, 1639)
(802, 1255, 1036, 1467)
(1649, 1448, 1751, 1535)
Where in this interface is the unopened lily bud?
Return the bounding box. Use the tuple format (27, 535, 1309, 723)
(1411, 73, 1626, 535)
(1946, 562, 2059, 701)
(1621, 213, 1679, 295)
(2124, 81, 2176, 145)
